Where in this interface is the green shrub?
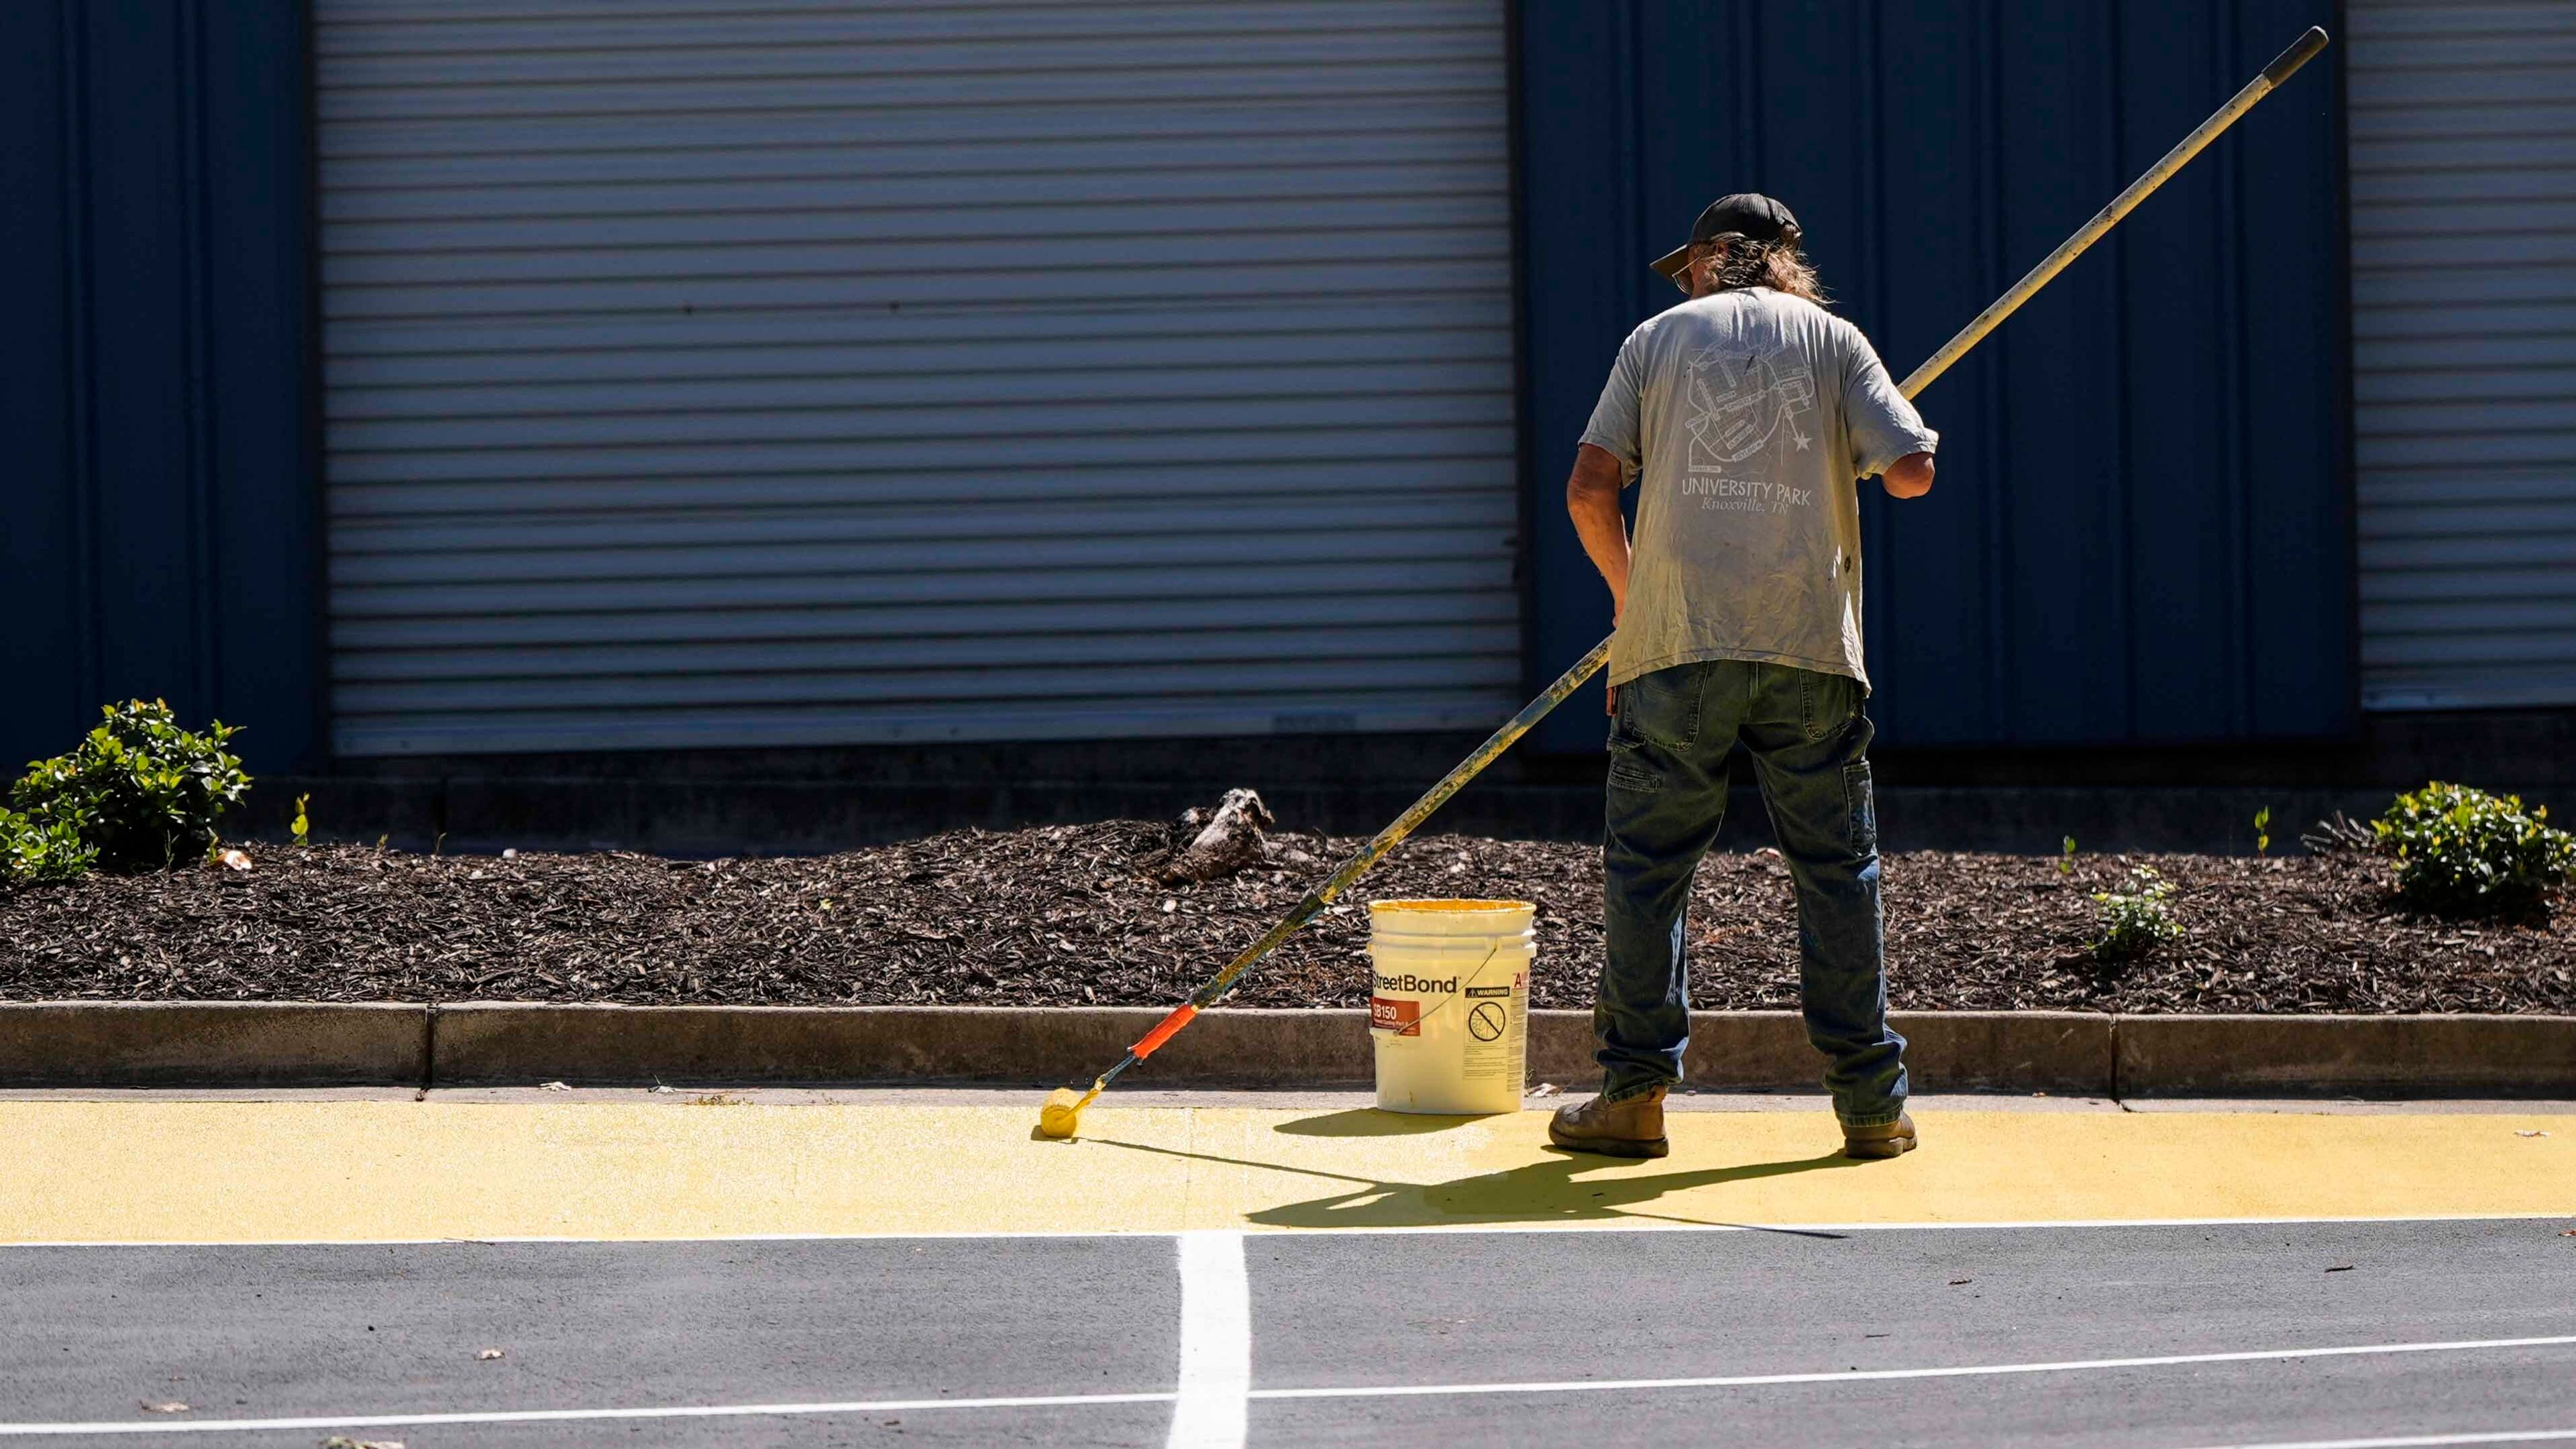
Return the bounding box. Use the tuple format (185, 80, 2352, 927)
(11, 700, 251, 873)
(1, 808, 97, 885)
(2373, 782, 2574, 918)
(2093, 865, 2182, 961)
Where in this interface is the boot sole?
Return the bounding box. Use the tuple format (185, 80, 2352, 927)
(1842, 1134, 1917, 1160)
(1548, 1130, 1670, 1159)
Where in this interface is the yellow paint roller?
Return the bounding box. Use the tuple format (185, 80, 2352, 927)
(1036, 1078, 1104, 1139)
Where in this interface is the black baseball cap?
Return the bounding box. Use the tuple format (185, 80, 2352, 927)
(1650, 193, 1801, 292)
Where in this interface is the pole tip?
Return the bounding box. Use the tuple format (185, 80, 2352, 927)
(2263, 26, 2330, 87)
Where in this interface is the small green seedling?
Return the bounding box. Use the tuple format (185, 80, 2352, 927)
(2093, 865, 2182, 961)
(2253, 806, 2272, 855)
(291, 794, 311, 849)
(2059, 836, 2076, 876)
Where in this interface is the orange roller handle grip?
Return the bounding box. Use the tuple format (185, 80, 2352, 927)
(1130, 1004, 1198, 1061)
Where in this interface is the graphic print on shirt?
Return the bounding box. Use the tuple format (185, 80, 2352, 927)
(1684, 335, 1818, 468)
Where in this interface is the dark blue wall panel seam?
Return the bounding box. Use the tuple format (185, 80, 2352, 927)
(2328, 0, 2361, 730)
(1612, 0, 1644, 576)
(1617, 0, 1644, 339)
(1858, 0, 1892, 741)
(2220, 0, 2255, 737)
(1503, 0, 1540, 701)
(297, 0, 333, 766)
(2111, 0, 2139, 741)
(1739, 0, 1763, 191)
(58, 0, 101, 714)
(1854, 5, 1884, 338)
(179, 0, 221, 711)
(1978, 0, 2009, 740)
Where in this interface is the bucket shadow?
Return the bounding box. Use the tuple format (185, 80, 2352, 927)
(1271, 1109, 1489, 1138)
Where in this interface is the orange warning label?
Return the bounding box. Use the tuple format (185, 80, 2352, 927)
(1369, 996, 1421, 1036)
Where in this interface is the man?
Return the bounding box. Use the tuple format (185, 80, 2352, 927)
(1548, 194, 1937, 1162)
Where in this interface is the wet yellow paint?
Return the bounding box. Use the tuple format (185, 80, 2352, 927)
(2, 1102, 2567, 1244)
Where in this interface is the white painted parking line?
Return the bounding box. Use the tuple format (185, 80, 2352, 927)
(1246, 1333, 2576, 1401)
(1167, 1230, 1251, 1449)
(2174, 1423, 2576, 1433)
(1, 1334, 2568, 1438)
(0, 1393, 1177, 1437)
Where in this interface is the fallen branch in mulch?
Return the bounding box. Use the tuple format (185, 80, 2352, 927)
(0, 821, 2568, 1014)
(1161, 788, 1275, 884)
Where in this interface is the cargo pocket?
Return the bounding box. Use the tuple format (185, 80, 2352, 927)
(1605, 683, 1664, 794)
(1841, 757, 1878, 853)
(1607, 746, 1664, 794)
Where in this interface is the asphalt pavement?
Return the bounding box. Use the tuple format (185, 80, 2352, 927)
(3, 1221, 2575, 1446)
(0, 1091, 2570, 1447)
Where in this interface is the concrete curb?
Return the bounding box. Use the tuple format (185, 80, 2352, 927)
(430, 1006, 2121, 1091)
(429, 1004, 1377, 1087)
(0, 1002, 2567, 1096)
(2115, 1014, 2576, 1097)
(1902, 1011, 2118, 1095)
(1534, 1012, 2114, 1095)
(0, 1002, 427, 1086)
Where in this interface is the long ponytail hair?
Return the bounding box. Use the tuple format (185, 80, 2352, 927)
(1693, 234, 1829, 306)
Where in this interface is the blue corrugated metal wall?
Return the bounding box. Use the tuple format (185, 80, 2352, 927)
(1, 0, 319, 774)
(1517, 0, 2353, 751)
(4, 1, 2354, 774)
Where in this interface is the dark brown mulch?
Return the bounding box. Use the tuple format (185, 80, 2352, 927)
(1, 824, 2569, 1014)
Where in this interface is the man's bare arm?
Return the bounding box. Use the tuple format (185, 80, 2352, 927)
(1566, 443, 1632, 714)
(1882, 451, 1935, 499)
(1566, 443, 1631, 619)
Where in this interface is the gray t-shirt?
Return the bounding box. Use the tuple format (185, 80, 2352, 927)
(1580, 286, 1937, 691)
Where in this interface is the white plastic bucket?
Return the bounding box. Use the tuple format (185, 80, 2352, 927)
(1366, 898, 1534, 1115)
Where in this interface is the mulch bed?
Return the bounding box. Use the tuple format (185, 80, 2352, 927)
(1, 822, 2569, 1014)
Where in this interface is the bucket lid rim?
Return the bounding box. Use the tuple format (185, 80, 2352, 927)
(1364, 897, 1536, 913)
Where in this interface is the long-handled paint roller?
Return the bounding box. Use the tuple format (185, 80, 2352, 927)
(1038, 24, 2330, 1140)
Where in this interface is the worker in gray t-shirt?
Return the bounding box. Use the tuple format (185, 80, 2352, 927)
(1548, 194, 1939, 1163)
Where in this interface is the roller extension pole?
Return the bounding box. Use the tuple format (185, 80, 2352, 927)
(1036, 26, 2328, 1138)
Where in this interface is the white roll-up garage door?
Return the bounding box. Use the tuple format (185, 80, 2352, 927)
(2349, 0, 2576, 710)
(313, 0, 1518, 755)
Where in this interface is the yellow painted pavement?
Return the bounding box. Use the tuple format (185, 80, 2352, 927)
(3, 1101, 2569, 1244)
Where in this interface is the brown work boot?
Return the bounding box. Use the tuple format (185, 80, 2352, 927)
(1548, 1085, 1669, 1159)
(1842, 1112, 1917, 1160)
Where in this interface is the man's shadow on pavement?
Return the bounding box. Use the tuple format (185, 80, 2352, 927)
(1085, 1108, 1866, 1233)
